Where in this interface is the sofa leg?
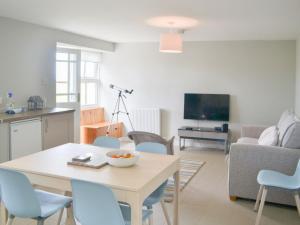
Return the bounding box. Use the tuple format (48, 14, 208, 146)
(229, 196, 237, 201)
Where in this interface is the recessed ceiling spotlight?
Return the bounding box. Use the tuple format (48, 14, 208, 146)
(146, 16, 199, 29)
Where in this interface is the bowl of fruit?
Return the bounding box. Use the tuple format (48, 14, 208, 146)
(106, 150, 140, 167)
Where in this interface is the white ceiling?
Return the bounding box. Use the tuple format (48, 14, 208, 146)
(0, 0, 299, 43)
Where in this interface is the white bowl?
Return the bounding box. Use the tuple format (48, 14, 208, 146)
(106, 150, 140, 168)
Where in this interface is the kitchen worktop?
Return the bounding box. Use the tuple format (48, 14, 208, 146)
(0, 108, 75, 123)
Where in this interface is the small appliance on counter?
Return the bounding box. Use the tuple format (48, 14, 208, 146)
(27, 96, 44, 110)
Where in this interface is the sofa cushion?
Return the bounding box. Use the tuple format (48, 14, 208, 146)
(237, 137, 258, 145)
(258, 126, 278, 146)
(282, 120, 300, 149)
(277, 112, 295, 146)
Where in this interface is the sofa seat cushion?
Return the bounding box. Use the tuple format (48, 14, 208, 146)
(237, 137, 258, 145)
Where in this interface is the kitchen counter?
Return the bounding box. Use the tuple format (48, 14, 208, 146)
(0, 108, 75, 123)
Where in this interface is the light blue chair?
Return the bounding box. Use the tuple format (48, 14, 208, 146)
(136, 142, 171, 225)
(254, 159, 300, 225)
(71, 179, 152, 225)
(0, 168, 72, 225)
(93, 136, 121, 149)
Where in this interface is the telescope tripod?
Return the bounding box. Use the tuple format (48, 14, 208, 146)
(106, 90, 134, 135)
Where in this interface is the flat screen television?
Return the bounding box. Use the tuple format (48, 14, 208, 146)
(184, 93, 230, 121)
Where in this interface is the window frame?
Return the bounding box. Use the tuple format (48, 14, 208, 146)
(80, 52, 101, 107)
(55, 48, 80, 104)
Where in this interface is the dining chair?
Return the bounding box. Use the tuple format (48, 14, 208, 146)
(0, 168, 72, 225)
(93, 136, 121, 149)
(136, 142, 171, 225)
(254, 159, 300, 225)
(71, 179, 152, 225)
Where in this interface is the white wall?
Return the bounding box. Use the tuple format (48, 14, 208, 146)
(295, 39, 300, 116)
(101, 41, 296, 140)
(0, 17, 114, 109)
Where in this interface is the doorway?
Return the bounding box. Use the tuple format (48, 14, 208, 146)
(55, 46, 102, 143)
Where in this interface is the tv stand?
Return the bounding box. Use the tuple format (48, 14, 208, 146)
(178, 126, 231, 153)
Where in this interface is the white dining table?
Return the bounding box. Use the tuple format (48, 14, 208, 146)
(0, 143, 181, 225)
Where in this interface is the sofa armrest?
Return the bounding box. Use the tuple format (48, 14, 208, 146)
(241, 125, 268, 138)
(230, 143, 300, 174)
(228, 143, 300, 204)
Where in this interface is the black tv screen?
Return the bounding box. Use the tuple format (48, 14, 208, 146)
(184, 93, 230, 121)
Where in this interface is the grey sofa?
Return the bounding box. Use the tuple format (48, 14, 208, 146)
(228, 125, 300, 206)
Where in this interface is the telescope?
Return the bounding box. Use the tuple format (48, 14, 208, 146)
(106, 84, 134, 135)
(109, 84, 133, 94)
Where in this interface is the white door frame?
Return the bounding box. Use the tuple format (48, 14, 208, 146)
(55, 47, 81, 143)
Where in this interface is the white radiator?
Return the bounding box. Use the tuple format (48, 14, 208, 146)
(131, 108, 161, 135)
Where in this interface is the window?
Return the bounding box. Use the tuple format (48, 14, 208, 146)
(56, 50, 79, 103)
(80, 51, 101, 107)
(55, 49, 101, 106)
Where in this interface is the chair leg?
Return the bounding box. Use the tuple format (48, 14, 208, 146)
(294, 192, 300, 216)
(57, 208, 64, 225)
(37, 220, 44, 225)
(145, 205, 153, 225)
(148, 214, 153, 225)
(160, 200, 171, 225)
(254, 185, 264, 211)
(6, 215, 15, 225)
(255, 187, 268, 225)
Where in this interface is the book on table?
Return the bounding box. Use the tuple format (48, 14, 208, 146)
(67, 153, 107, 169)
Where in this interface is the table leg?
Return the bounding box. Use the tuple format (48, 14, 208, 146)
(0, 201, 8, 225)
(173, 171, 180, 225)
(130, 195, 142, 225)
(65, 191, 76, 225)
(179, 137, 181, 150)
(183, 138, 186, 149)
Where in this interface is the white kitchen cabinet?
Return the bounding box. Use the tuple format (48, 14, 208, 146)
(0, 109, 75, 162)
(10, 119, 42, 159)
(42, 112, 74, 150)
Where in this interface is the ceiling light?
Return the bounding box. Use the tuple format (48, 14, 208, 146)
(146, 16, 199, 29)
(159, 32, 182, 53)
(147, 16, 198, 53)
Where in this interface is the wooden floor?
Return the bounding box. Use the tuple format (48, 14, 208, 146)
(2, 146, 299, 225)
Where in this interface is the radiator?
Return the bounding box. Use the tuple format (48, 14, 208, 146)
(131, 108, 161, 135)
